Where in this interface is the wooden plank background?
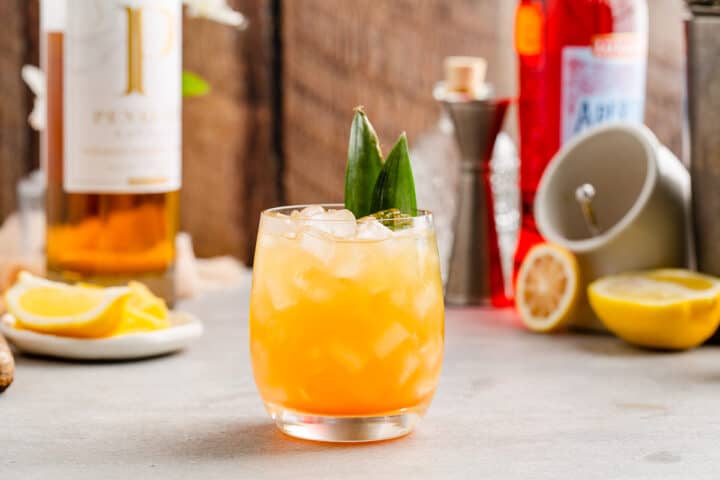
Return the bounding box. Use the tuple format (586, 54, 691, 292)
(283, 0, 506, 204)
(282, 0, 687, 204)
(182, 0, 278, 260)
(0, 0, 688, 263)
(0, 0, 35, 222)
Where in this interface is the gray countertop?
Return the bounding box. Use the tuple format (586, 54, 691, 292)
(3, 279, 720, 479)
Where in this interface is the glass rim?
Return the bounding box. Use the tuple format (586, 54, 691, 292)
(261, 204, 434, 225)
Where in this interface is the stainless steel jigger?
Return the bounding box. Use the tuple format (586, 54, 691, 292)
(439, 93, 510, 306)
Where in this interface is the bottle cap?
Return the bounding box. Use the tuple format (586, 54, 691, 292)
(40, 0, 67, 32)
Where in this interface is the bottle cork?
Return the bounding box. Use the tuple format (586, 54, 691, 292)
(444, 56, 488, 96)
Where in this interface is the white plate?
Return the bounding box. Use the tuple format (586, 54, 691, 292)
(0, 312, 203, 360)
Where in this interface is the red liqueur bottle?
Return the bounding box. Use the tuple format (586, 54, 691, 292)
(513, 0, 648, 279)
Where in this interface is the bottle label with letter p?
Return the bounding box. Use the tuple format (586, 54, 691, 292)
(64, 0, 182, 194)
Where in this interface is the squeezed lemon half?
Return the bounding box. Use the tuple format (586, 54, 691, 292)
(5, 272, 130, 338)
(588, 269, 720, 350)
(4, 273, 171, 338)
(112, 281, 170, 335)
(516, 243, 580, 333)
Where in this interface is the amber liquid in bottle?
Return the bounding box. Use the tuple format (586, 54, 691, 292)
(45, 32, 178, 302)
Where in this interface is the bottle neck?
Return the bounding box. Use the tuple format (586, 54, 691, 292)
(40, 0, 66, 33)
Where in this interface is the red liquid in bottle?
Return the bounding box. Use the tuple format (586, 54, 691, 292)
(513, 0, 648, 283)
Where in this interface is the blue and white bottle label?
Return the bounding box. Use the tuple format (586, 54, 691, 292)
(561, 33, 647, 144)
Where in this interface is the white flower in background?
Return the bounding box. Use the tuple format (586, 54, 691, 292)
(183, 0, 249, 29)
(21, 65, 45, 131)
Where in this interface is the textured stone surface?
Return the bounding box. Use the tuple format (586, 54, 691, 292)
(3, 276, 720, 479)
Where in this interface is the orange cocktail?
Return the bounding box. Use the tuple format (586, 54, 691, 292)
(250, 205, 444, 442)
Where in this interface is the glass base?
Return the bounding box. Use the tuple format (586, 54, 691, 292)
(265, 402, 427, 443)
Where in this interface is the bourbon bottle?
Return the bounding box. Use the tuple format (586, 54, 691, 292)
(42, 0, 182, 301)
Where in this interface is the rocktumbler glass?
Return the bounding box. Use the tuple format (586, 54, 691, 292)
(249, 205, 444, 442)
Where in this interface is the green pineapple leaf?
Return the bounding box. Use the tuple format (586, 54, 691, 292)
(370, 133, 417, 216)
(344, 107, 384, 218)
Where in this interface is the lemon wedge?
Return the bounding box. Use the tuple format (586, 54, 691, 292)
(112, 281, 170, 336)
(4, 272, 130, 338)
(588, 269, 720, 350)
(516, 243, 580, 333)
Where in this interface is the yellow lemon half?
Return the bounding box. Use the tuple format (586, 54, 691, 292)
(4, 272, 130, 338)
(588, 269, 720, 350)
(516, 243, 580, 333)
(112, 281, 170, 336)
